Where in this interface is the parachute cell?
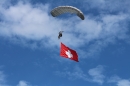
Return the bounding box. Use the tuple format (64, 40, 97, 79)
(51, 6, 85, 20)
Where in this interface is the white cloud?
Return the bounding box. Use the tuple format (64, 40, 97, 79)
(83, 0, 105, 9)
(55, 66, 90, 81)
(83, 0, 130, 13)
(108, 76, 130, 86)
(55, 65, 106, 85)
(108, 75, 121, 83)
(0, 0, 129, 57)
(17, 80, 31, 86)
(105, 0, 130, 13)
(117, 79, 130, 86)
(0, 71, 8, 86)
(1, 1, 51, 39)
(88, 65, 105, 85)
(0, 68, 32, 86)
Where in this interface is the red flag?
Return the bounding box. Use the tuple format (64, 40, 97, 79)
(60, 42, 79, 62)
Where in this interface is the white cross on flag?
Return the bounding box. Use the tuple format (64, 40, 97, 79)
(60, 42, 79, 62)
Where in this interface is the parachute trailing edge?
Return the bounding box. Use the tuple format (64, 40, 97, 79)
(51, 6, 85, 20)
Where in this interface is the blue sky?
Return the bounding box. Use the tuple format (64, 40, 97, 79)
(0, 0, 130, 86)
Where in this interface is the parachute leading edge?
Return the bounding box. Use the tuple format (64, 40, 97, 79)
(51, 6, 85, 20)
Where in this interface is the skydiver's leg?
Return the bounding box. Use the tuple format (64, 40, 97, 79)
(58, 36, 60, 39)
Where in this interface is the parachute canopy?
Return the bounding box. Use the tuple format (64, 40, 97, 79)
(51, 6, 85, 20)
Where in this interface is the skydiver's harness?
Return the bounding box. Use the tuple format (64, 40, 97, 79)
(58, 31, 63, 39)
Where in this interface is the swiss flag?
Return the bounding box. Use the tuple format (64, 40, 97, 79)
(60, 42, 79, 62)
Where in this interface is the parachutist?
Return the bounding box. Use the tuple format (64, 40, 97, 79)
(58, 31, 64, 39)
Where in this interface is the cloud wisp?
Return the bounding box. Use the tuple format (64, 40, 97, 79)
(55, 66, 90, 81)
(0, 71, 7, 86)
(17, 80, 31, 86)
(55, 65, 105, 85)
(108, 75, 130, 86)
(88, 65, 105, 85)
(0, 70, 32, 86)
(55, 65, 130, 86)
